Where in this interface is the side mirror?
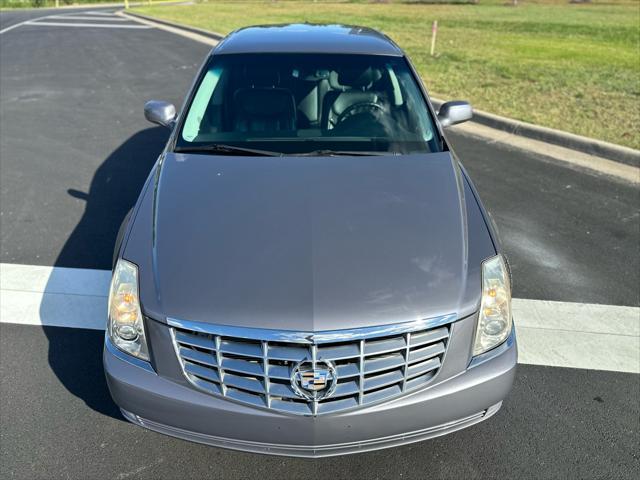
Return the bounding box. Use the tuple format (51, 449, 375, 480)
(437, 101, 473, 128)
(144, 100, 176, 128)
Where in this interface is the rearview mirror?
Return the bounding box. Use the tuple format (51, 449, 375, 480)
(437, 101, 473, 128)
(144, 100, 176, 128)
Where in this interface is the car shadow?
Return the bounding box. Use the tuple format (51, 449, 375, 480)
(39, 126, 168, 420)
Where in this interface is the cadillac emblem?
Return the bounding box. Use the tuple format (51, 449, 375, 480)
(290, 359, 337, 401)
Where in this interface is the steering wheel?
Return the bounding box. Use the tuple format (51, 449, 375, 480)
(334, 102, 385, 128)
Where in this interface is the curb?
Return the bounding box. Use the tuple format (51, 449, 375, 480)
(126, 11, 639, 167)
(125, 11, 224, 40)
(430, 99, 639, 168)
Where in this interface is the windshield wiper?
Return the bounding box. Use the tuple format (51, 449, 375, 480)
(289, 149, 399, 157)
(174, 144, 283, 157)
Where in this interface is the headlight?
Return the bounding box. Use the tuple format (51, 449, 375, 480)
(473, 254, 512, 356)
(108, 259, 149, 361)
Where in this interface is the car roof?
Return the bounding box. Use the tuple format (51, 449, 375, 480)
(213, 24, 404, 57)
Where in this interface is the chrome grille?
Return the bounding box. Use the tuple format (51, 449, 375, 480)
(169, 316, 452, 415)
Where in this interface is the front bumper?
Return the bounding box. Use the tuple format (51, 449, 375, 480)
(104, 318, 517, 458)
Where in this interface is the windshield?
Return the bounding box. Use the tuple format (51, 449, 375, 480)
(176, 53, 440, 155)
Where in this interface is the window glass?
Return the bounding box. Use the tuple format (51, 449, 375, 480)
(177, 53, 440, 155)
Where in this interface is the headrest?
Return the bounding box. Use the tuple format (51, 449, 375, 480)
(329, 67, 382, 90)
(242, 66, 280, 87)
(234, 88, 294, 116)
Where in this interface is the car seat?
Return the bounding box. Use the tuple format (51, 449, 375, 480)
(321, 67, 383, 130)
(232, 66, 297, 133)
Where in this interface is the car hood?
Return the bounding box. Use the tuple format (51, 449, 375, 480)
(129, 151, 481, 332)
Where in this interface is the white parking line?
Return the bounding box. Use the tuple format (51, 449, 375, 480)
(1, 263, 638, 373)
(0, 264, 110, 331)
(79, 11, 117, 16)
(24, 21, 151, 29)
(0, 10, 124, 35)
(119, 11, 219, 46)
(512, 298, 639, 373)
(0, 13, 56, 34)
(47, 15, 131, 22)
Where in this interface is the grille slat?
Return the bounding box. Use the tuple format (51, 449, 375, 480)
(171, 319, 450, 415)
(267, 364, 292, 380)
(219, 339, 263, 358)
(317, 343, 361, 360)
(179, 347, 218, 367)
(184, 362, 221, 383)
(222, 372, 266, 394)
(268, 345, 309, 362)
(363, 368, 405, 392)
(269, 382, 300, 399)
(175, 331, 216, 351)
(364, 336, 406, 356)
(410, 328, 449, 347)
(221, 357, 265, 377)
(226, 388, 265, 407)
(317, 396, 359, 414)
(364, 352, 406, 375)
(336, 362, 360, 378)
(332, 380, 360, 398)
(363, 383, 403, 405)
(407, 357, 441, 378)
(190, 376, 222, 395)
(405, 371, 437, 390)
(407, 342, 445, 364)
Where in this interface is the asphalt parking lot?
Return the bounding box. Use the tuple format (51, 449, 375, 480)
(0, 8, 638, 479)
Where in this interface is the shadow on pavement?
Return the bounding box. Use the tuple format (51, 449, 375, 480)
(40, 126, 168, 419)
(53, 126, 168, 270)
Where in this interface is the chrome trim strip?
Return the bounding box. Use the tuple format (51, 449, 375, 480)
(120, 403, 502, 458)
(401, 332, 411, 391)
(214, 334, 226, 395)
(358, 339, 365, 405)
(105, 333, 156, 374)
(167, 313, 457, 344)
(261, 340, 271, 408)
(468, 325, 516, 369)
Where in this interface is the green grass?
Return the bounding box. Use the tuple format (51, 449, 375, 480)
(132, 0, 640, 149)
